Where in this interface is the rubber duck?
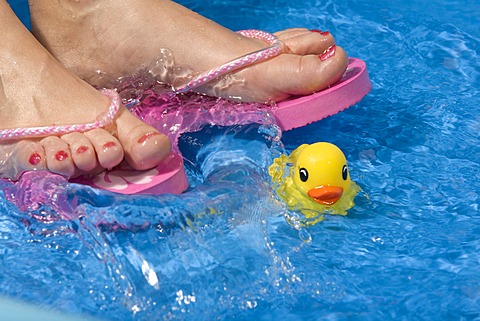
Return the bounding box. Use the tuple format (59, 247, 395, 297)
(269, 142, 360, 221)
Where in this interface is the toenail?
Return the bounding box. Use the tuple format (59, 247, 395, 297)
(310, 29, 330, 36)
(103, 141, 117, 150)
(55, 151, 69, 161)
(29, 153, 42, 165)
(138, 132, 161, 144)
(76, 145, 89, 154)
(319, 44, 336, 61)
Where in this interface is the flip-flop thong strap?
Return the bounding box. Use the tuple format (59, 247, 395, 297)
(0, 89, 120, 140)
(174, 29, 283, 93)
(0, 30, 280, 140)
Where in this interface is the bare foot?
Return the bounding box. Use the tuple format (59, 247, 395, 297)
(29, 0, 348, 103)
(0, 1, 170, 180)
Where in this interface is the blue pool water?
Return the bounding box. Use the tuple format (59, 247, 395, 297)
(1, 0, 479, 320)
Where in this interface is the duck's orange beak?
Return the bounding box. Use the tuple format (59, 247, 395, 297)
(307, 186, 344, 205)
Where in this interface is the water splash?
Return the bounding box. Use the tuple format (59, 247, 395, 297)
(0, 80, 312, 318)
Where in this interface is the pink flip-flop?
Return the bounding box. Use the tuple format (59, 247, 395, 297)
(72, 151, 189, 195)
(75, 57, 371, 195)
(274, 57, 371, 131)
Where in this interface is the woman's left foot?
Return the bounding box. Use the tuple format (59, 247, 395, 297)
(29, 0, 348, 103)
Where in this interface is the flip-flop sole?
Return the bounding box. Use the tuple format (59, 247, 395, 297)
(273, 58, 371, 131)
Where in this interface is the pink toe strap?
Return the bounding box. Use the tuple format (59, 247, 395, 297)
(174, 30, 284, 93)
(0, 89, 121, 140)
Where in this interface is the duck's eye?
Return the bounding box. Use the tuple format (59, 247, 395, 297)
(342, 165, 348, 180)
(299, 168, 308, 182)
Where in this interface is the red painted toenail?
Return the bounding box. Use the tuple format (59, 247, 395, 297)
(319, 44, 336, 61)
(103, 142, 116, 150)
(55, 151, 69, 161)
(76, 145, 89, 154)
(311, 29, 331, 36)
(138, 132, 161, 144)
(29, 153, 42, 165)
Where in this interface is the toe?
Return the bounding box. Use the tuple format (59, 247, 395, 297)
(83, 128, 124, 170)
(16, 141, 47, 171)
(61, 132, 98, 172)
(275, 28, 336, 56)
(40, 136, 76, 177)
(0, 140, 47, 179)
(237, 45, 348, 102)
(281, 45, 348, 95)
(115, 107, 171, 170)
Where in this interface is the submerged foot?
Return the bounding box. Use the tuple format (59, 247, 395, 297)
(0, 1, 171, 180)
(30, 0, 349, 103)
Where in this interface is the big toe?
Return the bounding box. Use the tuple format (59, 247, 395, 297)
(115, 107, 171, 170)
(234, 45, 349, 102)
(275, 28, 336, 56)
(281, 45, 349, 95)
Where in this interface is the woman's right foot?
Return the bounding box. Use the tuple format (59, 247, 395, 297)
(0, 1, 171, 180)
(29, 0, 349, 103)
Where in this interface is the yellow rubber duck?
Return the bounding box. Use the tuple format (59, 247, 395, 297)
(269, 142, 360, 222)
